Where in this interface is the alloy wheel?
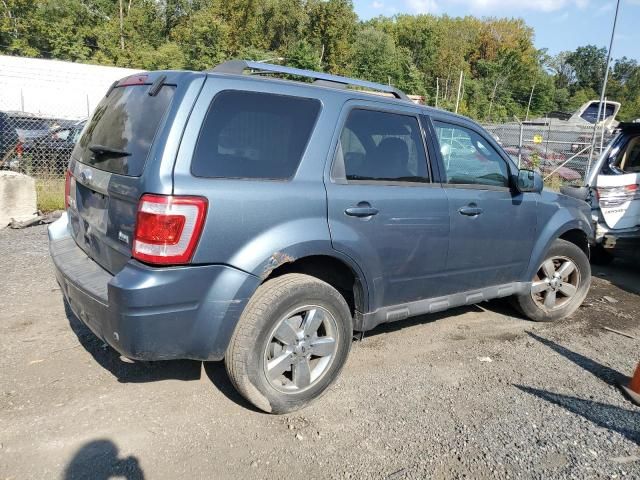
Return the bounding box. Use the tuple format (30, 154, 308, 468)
(263, 305, 339, 393)
(530, 256, 580, 311)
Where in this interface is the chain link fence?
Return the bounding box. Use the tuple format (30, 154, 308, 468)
(482, 121, 613, 190)
(1, 110, 86, 210)
(0, 55, 142, 211)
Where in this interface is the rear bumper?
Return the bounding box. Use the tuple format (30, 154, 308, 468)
(594, 221, 640, 250)
(48, 213, 259, 361)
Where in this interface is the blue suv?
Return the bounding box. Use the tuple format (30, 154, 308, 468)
(49, 61, 593, 413)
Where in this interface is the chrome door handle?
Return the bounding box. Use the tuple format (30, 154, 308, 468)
(458, 206, 483, 216)
(345, 206, 379, 217)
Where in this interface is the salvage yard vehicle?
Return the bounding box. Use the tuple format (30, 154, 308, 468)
(562, 122, 640, 263)
(0, 112, 50, 170)
(24, 120, 86, 174)
(49, 62, 593, 413)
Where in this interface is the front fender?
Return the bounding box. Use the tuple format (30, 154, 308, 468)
(526, 203, 592, 279)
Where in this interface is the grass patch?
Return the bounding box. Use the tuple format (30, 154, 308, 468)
(36, 178, 65, 212)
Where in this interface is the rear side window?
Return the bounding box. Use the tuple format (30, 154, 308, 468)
(74, 84, 175, 176)
(337, 109, 429, 183)
(610, 135, 640, 174)
(191, 90, 321, 179)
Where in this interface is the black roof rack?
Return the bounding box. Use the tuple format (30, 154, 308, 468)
(209, 60, 410, 101)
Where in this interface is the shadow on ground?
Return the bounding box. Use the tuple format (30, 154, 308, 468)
(202, 362, 262, 412)
(63, 439, 144, 480)
(527, 332, 630, 386)
(518, 332, 639, 446)
(516, 386, 640, 445)
(592, 254, 640, 296)
(64, 300, 260, 411)
(64, 301, 201, 383)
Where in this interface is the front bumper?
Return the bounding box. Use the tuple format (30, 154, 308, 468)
(48, 213, 260, 361)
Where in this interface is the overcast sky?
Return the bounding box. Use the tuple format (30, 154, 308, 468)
(353, 0, 640, 61)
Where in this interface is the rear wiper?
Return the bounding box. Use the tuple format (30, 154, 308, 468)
(88, 144, 131, 158)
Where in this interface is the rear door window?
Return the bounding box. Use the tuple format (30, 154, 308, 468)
(74, 84, 175, 176)
(191, 90, 321, 180)
(337, 109, 429, 183)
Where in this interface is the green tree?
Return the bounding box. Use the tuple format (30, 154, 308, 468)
(172, 5, 229, 70)
(307, 0, 356, 74)
(566, 45, 607, 92)
(286, 39, 322, 71)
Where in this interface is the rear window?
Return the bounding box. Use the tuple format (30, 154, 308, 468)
(74, 84, 175, 176)
(191, 90, 321, 179)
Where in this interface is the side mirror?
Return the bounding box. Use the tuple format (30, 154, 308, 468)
(516, 169, 543, 194)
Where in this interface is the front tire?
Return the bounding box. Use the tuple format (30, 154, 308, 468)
(514, 239, 591, 322)
(225, 273, 353, 414)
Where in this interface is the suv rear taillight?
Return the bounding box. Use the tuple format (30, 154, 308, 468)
(133, 194, 207, 265)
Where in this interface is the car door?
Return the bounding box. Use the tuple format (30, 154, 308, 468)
(429, 117, 538, 292)
(325, 101, 449, 312)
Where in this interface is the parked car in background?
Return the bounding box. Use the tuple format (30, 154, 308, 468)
(49, 62, 593, 414)
(562, 122, 640, 263)
(0, 111, 19, 162)
(25, 121, 86, 174)
(1, 112, 50, 170)
(0, 112, 84, 173)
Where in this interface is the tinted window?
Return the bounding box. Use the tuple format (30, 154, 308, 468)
(74, 85, 175, 176)
(434, 121, 509, 188)
(338, 109, 429, 183)
(191, 91, 320, 179)
(581, 103, 616, 124)
(620, 136, 640, 173)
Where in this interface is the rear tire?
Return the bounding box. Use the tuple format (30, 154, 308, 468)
(514, 239, 591, 322)
(225, 273, 353, 414)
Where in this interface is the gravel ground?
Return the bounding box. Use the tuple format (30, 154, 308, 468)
(0, 225, 639, 480)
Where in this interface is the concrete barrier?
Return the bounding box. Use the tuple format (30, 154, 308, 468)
(0, 171, 38, 228)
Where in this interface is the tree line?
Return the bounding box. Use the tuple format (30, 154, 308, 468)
(2, 0, 640, 122)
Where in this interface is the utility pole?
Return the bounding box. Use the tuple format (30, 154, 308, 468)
(525, 81, 536, 121)
(119, 0, 125, 50)
(435, 78, 439, 109)
(455, 70, 464, 114)
(487, 79, 499, 122)
(586, 0, 621, 178)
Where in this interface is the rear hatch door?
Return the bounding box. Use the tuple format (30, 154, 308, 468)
(597, 173, 640, 229)
(596, 128, 640, 230)
(67, 72, 202, 274)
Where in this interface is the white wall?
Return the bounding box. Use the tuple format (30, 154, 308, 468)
(0, 55, 143, 120)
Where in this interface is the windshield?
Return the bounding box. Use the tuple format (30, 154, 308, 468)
(73, 84, 175, 176)
(581, 103, 616, 124)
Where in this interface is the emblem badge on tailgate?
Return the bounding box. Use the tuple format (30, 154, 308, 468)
(118, 231, 130, 244)
(80, 169, 92, 184)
